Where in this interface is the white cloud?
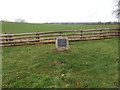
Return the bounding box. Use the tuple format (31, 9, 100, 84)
(0, 0, 117, 23)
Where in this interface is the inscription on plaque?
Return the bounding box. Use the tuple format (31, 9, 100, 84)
(58, 39, 67, 47)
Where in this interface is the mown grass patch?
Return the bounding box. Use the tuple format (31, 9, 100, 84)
(2, 38, 118, 88)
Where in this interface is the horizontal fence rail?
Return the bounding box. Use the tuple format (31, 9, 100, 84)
(0, 28, 119, 47)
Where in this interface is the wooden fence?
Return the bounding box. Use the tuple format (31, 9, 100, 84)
(0, 28, 119, 47)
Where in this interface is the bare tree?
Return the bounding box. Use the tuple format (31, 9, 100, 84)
(113, 0, 120, 18)
(15, 18, 26, 23)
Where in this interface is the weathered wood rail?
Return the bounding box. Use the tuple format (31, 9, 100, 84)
(0, 28, 119, 47)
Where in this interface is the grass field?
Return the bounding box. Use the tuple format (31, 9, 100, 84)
(2, 22, 118, 88)
(2, 22, 118, 33)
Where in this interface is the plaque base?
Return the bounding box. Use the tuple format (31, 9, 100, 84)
(56, 47, 69, 51)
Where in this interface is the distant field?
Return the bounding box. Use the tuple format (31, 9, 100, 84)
(2, 22, 118, 88)
(2, 22, 118, 34)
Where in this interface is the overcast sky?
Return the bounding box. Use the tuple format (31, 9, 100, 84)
(0, 0, 117, 23)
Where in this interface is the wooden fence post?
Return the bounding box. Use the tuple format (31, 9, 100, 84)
(36, 33, 40, 43)
(5, 36, 8, 41)
(115, 28, 118, 37)
(59, 32, 63, 36)
(100, 29, 102, 39)
(110, 28, 114, 38)
(80, 30, 83, 40)
(36, 34, 39, 39)
(110, 29, 113, 37)
(9, 35, 12, 45)
(117, 28, 118, 36)
(115, 28, 117, 36)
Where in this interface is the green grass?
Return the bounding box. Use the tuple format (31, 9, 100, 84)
(2, 39, 118, 88)
(2, 22, 118, 34)
(2, 22, 118, 88)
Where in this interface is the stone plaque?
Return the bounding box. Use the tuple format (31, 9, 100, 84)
(58, 39, 67, 47)
(56, 36, 69, 51)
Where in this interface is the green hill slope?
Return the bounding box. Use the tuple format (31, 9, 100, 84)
(2, 22, 118, 33)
